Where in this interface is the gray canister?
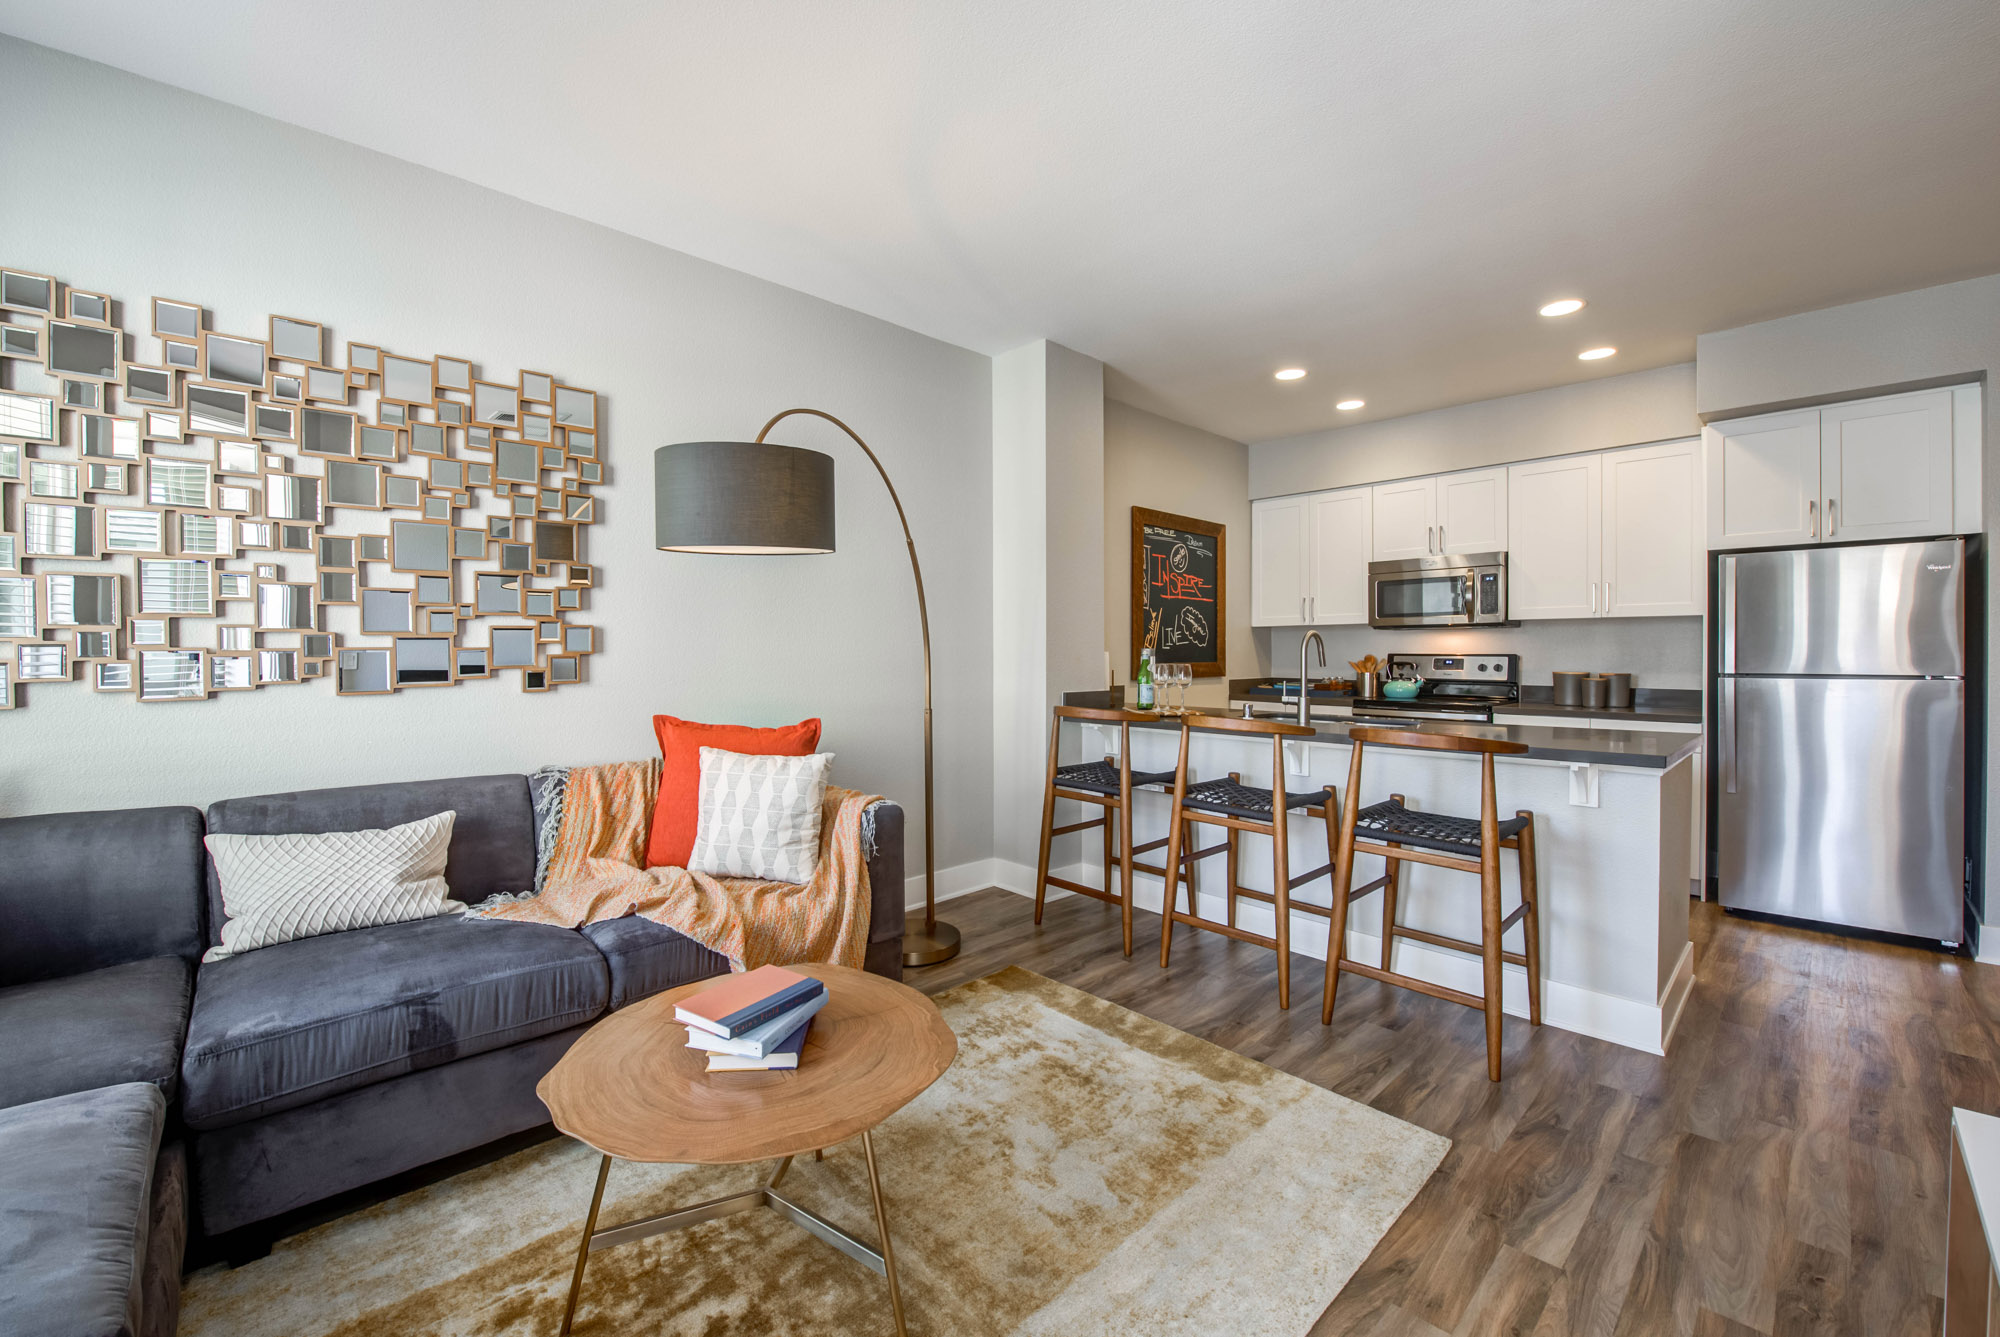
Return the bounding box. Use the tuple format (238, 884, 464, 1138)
(1552, 671, 1589, 707)
(1584, 675, 1612, 709)
(1603, 672, 1634, 709)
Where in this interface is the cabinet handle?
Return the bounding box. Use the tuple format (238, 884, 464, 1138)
(1808, 498, 1817, 538)
(1308, 596, 1316, 622)
(1827, 498, 1836, 535)
(1603, 580, 1611, 615)
(1590, 582, 1597, 614)
(1300, 596, 1306, 623)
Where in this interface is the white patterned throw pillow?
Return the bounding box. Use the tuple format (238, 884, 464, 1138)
(203, 811, 459, 961)
(688, 748, 832, 884)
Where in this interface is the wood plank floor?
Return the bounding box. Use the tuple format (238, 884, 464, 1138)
(907, 887, 2000, 1336)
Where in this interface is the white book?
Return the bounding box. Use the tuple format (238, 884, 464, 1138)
(706, 1050, 801, 1072)
(683, 991, 826, 1059)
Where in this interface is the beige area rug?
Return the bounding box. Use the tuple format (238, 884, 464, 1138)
(180, 967, 1448, 1337)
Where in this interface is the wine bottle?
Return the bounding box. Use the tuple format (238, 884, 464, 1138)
(1136, 648, 1156, 710)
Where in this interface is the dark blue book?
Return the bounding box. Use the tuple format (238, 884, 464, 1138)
(704, 1017, 814, 1071)
(674, 964, 826, 1038)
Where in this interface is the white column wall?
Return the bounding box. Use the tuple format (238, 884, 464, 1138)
(990, 341, 1105, 876)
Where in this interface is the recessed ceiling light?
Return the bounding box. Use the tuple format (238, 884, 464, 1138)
(1274, 367, 1307, 381)
(1539, 298, 1585, 317)
(1336, 399, 1365, 411)
(1578, 346, 1617, 361)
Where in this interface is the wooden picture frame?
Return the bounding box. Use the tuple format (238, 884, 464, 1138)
(1130, 506, 1226, 679)
(152, 297, 203, 342)
(268, 314, 324, 366)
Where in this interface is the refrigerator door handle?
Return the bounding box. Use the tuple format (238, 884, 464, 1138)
(1720, 678, 1737, 794)
(1720, 555, 1737, 673)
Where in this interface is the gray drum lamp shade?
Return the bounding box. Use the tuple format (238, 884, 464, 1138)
(654, 440, 836, 554)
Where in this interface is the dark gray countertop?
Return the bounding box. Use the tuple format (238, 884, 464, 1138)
(1494, 700, 1704, 725)
(1228, 678, 1705, 726)
(1127, 711, 1702, 770)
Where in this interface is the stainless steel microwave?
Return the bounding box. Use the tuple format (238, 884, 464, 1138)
(1368, 552, 1509, 628)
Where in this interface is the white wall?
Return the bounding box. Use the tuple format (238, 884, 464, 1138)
(0, 37, 996, 878)
(1250, 362, 1699, 498)
(1263, 618, 1705, 692)
(990, 341, 1104, 871)
(1695, 272, 2000, 928)
(1103, 399, 1259, 707)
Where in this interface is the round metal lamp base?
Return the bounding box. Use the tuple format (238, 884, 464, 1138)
(901, 921, 961, 968)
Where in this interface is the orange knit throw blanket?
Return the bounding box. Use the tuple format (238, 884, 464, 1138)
(474, 760, 881, 971)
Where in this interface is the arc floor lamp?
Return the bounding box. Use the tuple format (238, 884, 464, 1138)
(654, 409, 960, 967)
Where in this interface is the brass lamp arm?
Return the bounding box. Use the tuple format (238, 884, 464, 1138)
(754, 409, 950, 959)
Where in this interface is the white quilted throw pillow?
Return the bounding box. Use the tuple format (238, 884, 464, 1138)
(203, 811, 459, 962)
(689, 748, 833, 884)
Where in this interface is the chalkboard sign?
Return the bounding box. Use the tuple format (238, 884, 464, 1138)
(1131, 506, 1226, 678)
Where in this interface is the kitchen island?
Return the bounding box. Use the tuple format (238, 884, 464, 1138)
(1062, 710, 1697, 1054)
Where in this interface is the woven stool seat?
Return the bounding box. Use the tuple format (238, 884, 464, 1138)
(1353, 798, 1529, 857)
(1054, 760, 1176, 795)
(1182, 778, 1334, 822)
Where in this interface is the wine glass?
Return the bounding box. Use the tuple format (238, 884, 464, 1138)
(1171, 663, 1191, 713)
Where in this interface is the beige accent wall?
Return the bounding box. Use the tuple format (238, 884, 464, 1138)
(1104, 400, 1259, 709)
(1250, 362, 1699, 499)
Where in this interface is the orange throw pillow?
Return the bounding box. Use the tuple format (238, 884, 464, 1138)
(645, 715, 823, 869)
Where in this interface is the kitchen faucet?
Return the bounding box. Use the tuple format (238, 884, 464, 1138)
(1297, 631, 1326, 727)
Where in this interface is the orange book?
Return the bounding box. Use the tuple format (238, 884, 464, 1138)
(674, 964, 824, 1038)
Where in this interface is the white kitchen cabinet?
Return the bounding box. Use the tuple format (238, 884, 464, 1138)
(1603, 438, 1703, 617)
(1707, 391, 1961, 550)
(1307, 486, 1373, 624)
(1370, 478, 1436, 561)
(1507, 454, 1601, 620)
(1819, 389, 1955, 542)
(1704, 408, 1822, 549)
(1437, 466, 1508, 555)
(1371, 469, 1506, 560)
(1250, 495, 1309, 626)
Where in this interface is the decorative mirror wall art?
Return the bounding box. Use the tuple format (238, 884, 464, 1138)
(0, 267, 602, 708)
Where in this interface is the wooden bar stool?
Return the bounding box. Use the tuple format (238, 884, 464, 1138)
(1157, 715, 1339, 1009)
(1320, 726, 1542, 1081)
(1032, 706, 1179, 956)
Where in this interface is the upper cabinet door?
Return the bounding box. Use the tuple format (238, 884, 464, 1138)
(1603, 438, 1702, 617)
(1705, 409, 1821, 549)
(1507, 454, 1602, 620)
(1370, 478, 1437, 560)
(1249, 495, 1309, 626)
(1819, 389, 1955, 543)
(1437, 467, 1508, 555)
(1307, 486, 1372, 624)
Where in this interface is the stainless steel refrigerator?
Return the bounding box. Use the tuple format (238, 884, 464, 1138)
(1715, 538, 1968, 941)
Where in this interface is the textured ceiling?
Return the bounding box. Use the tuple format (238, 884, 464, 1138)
(5, 1, 1998, 443)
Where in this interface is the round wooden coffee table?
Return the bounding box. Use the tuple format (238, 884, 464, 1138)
(538, 962, 957, 1337)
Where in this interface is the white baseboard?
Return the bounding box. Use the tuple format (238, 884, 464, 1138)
(1976, 933, 2000, 966)
(987, 871, 1681, 1055)
(1657, 942, 1696, 1051)
(903, 859, 1012, 912)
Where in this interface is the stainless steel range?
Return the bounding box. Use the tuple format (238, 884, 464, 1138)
(1351, 653, 1519, 722)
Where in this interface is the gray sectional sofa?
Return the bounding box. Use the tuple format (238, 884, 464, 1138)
(0, 770, 906, 1335)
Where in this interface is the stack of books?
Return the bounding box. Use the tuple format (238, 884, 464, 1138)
(676, 964, 827, 1072)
